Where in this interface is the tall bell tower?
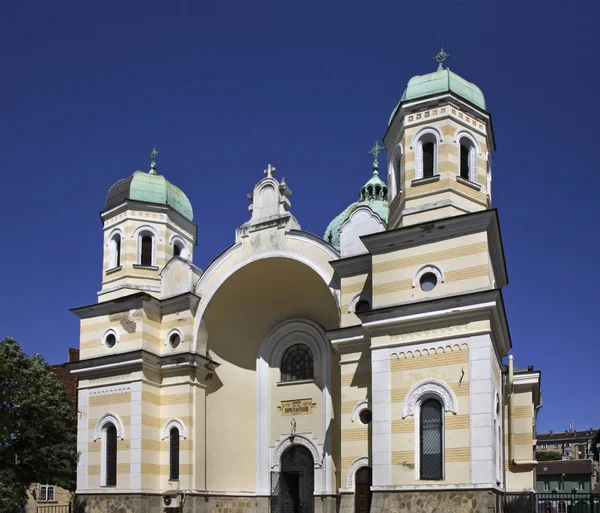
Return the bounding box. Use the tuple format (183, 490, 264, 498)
(384, 48, 495, 228)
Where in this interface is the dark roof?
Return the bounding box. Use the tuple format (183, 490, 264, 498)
(537, 430, 597, 442)
(105, 175, 134, 211)
(538, 460, 593, 476)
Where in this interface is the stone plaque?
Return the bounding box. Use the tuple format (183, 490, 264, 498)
(280, 398, 313, 416)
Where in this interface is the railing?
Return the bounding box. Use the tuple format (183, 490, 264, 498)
(504, 493, 600, 513)
(36, 505, 71, 513)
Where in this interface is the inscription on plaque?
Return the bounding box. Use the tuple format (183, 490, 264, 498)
(279, 398, 314, 416)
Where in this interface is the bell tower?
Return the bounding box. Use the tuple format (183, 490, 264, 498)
(99, 149, 197, 302)
(384, 48, 495, 228)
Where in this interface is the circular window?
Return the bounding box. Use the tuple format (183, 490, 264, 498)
(419, 272, 438, 291)
(355, 300, 370, 314)
(169, 332, 181, 349)
(359, 409, 372, 425)
(105, 333, 117, 348)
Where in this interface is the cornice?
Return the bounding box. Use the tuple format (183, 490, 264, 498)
(329, 253, 371, 278)
(69, 349, 219, 377)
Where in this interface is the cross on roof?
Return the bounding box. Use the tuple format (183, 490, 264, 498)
(434, 46, 450, 71)
(149, 146, 159, 174)
(368, 141, 385, 168)
(264, 164, 276, 178)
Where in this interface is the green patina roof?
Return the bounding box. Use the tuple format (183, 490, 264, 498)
(105, 171, 193, 221)
(324, 169, 388, 249)
(388, 68, 486, 125)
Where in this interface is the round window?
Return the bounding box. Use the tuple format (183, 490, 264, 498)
(419, 272, 438, 292)
(169, 332, 181, 349)
(359, 409, 372, 425)
(105, 333, 117, 348)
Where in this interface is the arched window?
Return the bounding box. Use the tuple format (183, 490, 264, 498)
(173, 243, 182, 257)
(281, 344, 314, 382)
(169, 426, 180, 481)
(460, 144, 470, 180)
(423, 142, 435, 178)
(105, 423, 117, 486)
(420, 398, 443, 480)
(141, 235, 153, 266)
(108, 233, 121, 269)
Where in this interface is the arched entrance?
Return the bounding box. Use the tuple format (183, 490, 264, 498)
(273, 445, 314, 513)
(354, 467, 372, 513)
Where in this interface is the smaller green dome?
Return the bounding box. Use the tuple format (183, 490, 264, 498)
(105, 171, 193, 221)
(389, 68, 486, 125)
(324, 169, 388, 249)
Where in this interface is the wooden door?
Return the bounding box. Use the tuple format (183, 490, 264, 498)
(354, 467, 372, 513)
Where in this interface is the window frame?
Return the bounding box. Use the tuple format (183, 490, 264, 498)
(280, 343, 314, 383)
(39, 484, 55, 502)
(134, 226, 159, 268)
(107, 229, 123, 270)
(411, 127, 441, 181)
(419, 397, 444, 481)
(455, 131, 481, 184)
(102, 422, 118, 487)
(169, 426, 180, 481)
(388, 144, 403, 199)
(102, 329, 119, 349)
(170, 235, 189, 259)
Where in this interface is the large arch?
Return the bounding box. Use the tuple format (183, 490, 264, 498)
(196, 249, 339, 494)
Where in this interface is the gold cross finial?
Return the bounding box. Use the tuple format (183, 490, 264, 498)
(264, 164, 276, 178)
(149, 146, 159, 175)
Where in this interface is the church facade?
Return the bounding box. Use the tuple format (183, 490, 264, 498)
(71, 57, 541, 513)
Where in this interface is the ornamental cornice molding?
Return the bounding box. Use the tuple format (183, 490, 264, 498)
(390, 323, 469, 344)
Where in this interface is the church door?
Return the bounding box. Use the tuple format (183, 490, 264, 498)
(354, 467, 372, 513)
(280, 445, 314, 513)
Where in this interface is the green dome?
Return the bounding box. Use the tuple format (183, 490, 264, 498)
(388, 68, 486, 125)
(105, 171, 193, 222)
(324, 169, 388, 249)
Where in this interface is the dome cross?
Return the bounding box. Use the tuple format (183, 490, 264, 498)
(368, 141, 385, 169)
(149, 146, 159, 175)
(434, 46, 450, 71)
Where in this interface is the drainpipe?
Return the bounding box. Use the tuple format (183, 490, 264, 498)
(508, 355, 538, 467)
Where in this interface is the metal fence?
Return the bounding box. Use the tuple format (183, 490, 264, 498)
(504, 493, 600, 513)
(36, 505, 71, 513)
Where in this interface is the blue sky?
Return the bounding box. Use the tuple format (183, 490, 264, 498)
(1, 1, 598, 434)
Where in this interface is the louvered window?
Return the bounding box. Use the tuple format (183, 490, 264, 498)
(281, 344, 314, 382)
(105, 424, 117, 486)
(423, 142, 435, 178)
(460, 144, 470, 180)
(169, 427, 180, 480)
(141, 235, 153, 266)
(420, 399, 443, 480)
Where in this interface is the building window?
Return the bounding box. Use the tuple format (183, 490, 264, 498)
(108, 232, 122, 269)
(355, 300, 370, 314)
(544, 481, 549, 491)
(39, 484, 55, 501)
(103, 329, 118, 349)
(280, 344, 314, 382)
(420, 398, 443, 480)
(168, 331, 181, 349)
(169, 426, 180, 481)
(554, 443, 559, 449)
(578, 481, 585, 490)
(141, 235, 153, 266)
(541, 444, 547, 449)
(174, 243, 182, 257)
(105, 423, 117, 486)
(460, 144, 470, 180)
(565, 443, 571, 448)
(420, 272, 438, 291)
(359, 409, 372, 425)
(423, 142, 435, 178)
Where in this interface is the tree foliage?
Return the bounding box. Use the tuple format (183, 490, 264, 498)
(536, 450, 562, 461)
(0, 338, 77, 512)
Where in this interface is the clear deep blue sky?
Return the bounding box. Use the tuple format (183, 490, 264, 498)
(1, 1, 598, 434)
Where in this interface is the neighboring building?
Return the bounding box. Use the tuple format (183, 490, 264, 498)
(536, 460, 594, 493)
(537, 427, 598, 460)
(26, 349, 79, 513)
(70, 51, 543, 513)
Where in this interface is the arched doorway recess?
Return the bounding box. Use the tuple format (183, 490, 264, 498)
(273, 445, 315, 513)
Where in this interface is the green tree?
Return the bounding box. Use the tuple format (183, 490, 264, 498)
(536, 450, 562, 461)
(0, 338, 77, 512)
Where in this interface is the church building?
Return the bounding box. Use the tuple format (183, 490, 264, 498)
(70, 52, 542, 513)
